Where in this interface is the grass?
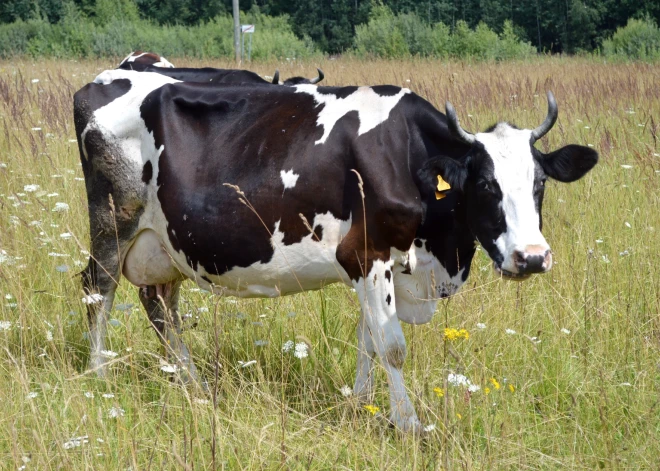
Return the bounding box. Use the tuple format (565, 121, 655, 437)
(0, 56, 659, 469)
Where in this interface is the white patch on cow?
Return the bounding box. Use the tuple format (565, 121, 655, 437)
(153, 57, 175, 68)
(148, 211, 352, 298)
(475, 124, 549, 273)
(294, 85, 410, 145)
(280, 169, 299, 190)
(84, 70, 178, 173)
(393, 240, 465, 325)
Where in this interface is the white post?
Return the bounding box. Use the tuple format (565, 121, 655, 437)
(232, 0, 240, 64)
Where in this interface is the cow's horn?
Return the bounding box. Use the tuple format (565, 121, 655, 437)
(309, 68, 324, 84)
(272, 70, 280, 84)
(531, 91, 558, 141)
(446, 101, 476, 145)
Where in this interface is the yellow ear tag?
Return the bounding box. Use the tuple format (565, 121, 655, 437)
(435, 175, 451, 200)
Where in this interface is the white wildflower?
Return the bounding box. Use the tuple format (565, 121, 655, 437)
(31, 79, 39, 83)
(27, 391, 38, 399)
(60, 232, 72, 239)
(602, 255, 611, 263)
(81, 293, 103, 304)
(48, 252, 69, 258)
(561, 328, 571, 335)
(52, 202, 69, 212)
(476, 323, 486, 330)
(595, 239, 603, 244)
(0, 321, 10, 331)
(160, 364, 178, 374)
(447, 373, 470, 387)
(423, 424, 436, 432)
(63, 436, 89, 449)
(100, 350, 118, 358)
(47, 192, 58, 198)
(23, 184, 40, 192)
(505, 328, 516, 335)
(101, 393, 114, 399)
(238, 360, 256, 368)
(620, 164, 633, 169)
(107, 407, 125, 418)
(46, 330, 53, 341)
(468, 384, 481, 393)
(624, 222, 631, 228)
(340, 385, 352, 397)
(31, 127, 42, 131)
(96, 438, 104, 443)
(294, 342, 309, 359)
(4, 294, 11, 300)
(254, 340, 268, 347)
(194, 398, 210, 405)
(84, 391, 94, 399)
(282, 340, 294, 353)
(618, 382, 632, 387)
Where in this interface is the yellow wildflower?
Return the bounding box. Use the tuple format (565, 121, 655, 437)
(484, 387, 491, 395)
(444, 328, 470, 341)
(508, 384, 515, 393)
(456, 413, 462, 419)
(490, 377, 501, 390)
(364, 404, 379, 415)
(433, 387, 444, 398)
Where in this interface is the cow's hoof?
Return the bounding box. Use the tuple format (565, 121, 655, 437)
(389, 413, 423, 435)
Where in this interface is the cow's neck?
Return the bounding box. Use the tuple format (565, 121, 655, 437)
(411, 99, 478, 282)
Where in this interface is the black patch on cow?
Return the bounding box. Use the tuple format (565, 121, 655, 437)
(316, 86, 358, 100)
(201, 275, 212, 283)
(142, 161, 153, 183)
(414, 239, 423, 248)
(385, 270, 391, 281)
(386, 293, 392, 305)
(373, 85, 403, 97)
(140, 83, 353, 276)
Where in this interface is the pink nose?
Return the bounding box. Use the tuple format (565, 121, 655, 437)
(512, 245, 552, 274)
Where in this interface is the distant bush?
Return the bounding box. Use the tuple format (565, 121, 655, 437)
(354, 6, 535, 60)
(602, 17, 660, 61)
(0, 4, 318, 60)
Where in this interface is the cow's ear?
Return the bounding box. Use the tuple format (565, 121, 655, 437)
(419, 156, 468, 193)
(538, 145, 598, 183)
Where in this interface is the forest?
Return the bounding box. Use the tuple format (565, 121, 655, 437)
(0, 0, 659, 59)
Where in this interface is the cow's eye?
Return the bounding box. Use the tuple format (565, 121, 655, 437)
(478, 181, 494, 194)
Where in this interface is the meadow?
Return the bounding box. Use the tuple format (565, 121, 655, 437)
(0, 56, 659, 470)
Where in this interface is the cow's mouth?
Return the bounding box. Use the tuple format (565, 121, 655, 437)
(493, 263, 531, 281)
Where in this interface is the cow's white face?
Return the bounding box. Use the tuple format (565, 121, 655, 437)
(429, 93, 598, 279)
(474, 124, 551, 278)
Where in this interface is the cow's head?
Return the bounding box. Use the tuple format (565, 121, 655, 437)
(429, 92, 598, 279)
(271, 68, 325, 85)
(118, 51, 175, 69)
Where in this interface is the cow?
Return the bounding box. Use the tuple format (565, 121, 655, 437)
(74, 69, 597, 433)
(118, 51, 175, 69)
(123, 64, 324, 86)
(117, 50, 324, 85)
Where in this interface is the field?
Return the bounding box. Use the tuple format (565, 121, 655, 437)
(0, 56, 659, 470)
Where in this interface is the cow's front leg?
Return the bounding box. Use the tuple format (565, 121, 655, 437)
(354, 312, 375, 401)
(354, 260, 421, 433)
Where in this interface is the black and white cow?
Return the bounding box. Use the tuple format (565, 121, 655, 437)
(117, 50, 324, 85)
(118, 51, 175, 70)
(74, 69, 597, 433)
(122, 64, 324, 86)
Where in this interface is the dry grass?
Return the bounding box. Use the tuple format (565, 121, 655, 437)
(0, 56, 659, 470)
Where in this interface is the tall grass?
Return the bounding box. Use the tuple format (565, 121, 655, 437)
(0, 56, 659, 469)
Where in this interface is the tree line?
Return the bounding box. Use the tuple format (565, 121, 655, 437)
(0, 0, 659, 59)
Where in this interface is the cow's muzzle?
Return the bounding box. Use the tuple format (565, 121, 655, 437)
(494, 245, 552, 280)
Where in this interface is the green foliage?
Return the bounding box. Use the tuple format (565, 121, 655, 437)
(354, 6, 534, 60)
(602, 17, 660, 61)
(0, 3, 319, 59)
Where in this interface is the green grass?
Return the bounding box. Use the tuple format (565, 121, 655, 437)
(0, 57, 659, 469)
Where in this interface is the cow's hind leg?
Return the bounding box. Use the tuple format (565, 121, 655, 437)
(82, 254, 120, 375)
(138, 281, 202, 387)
